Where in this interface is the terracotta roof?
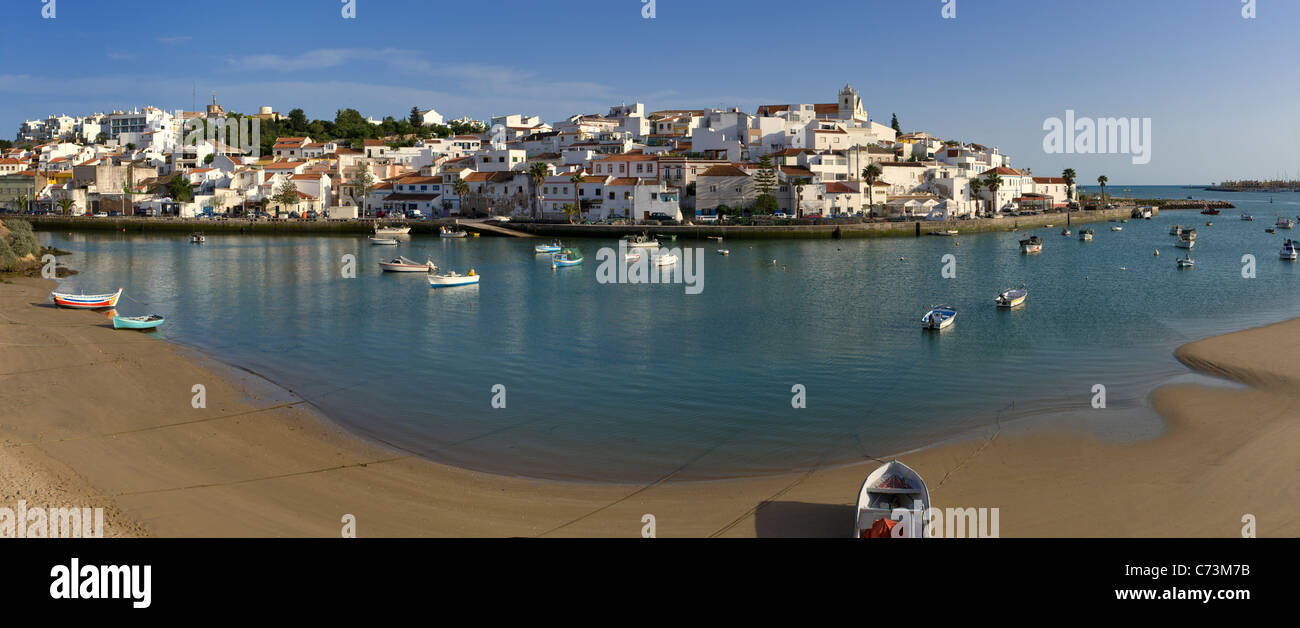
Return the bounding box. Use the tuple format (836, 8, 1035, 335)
(824, 182, 856, 194)
(699, 165, 749, 177)
(265, 161, 306, 170)
(985, 166, 1026, 176)
(607, 177, 641, 186)
(1032, 176, 1067, 184)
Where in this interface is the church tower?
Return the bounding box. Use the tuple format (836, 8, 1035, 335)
(838, 83, 865, 121)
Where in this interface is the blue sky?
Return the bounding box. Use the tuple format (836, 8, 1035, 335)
(2, 0, 1296, 184)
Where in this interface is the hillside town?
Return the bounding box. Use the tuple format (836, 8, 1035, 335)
(1, 84, 1079, 223)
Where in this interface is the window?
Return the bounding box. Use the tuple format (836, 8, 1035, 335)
(710, 186, 716, 192)
(651, 193, 658, 200)
(608, 192, 614, 200)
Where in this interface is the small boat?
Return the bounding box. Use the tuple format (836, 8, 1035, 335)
(1169, 224, 1182, 236)
(1200, 205, 1220, 215)
(1281, 239, 1299, 261)
(1177, 256, 1195, 268)
(440, 226, 468, 238)
(995, 286, 1027, 308)
(1266, 228, 1276, 234)
(1241, 213, 1254, 221)
(379, 257, 436, 272)
(1079, 228, 1094, 242)
(921, 305, 956, 330)
(1174, 229, 1196, 249)
(1060, 228, 1071, 236)
(369, 236, 399, 245)
(1205, 222, 1213, 226)
(375, 225, 411, 236)
(51, 288, 123, 309)
(1018, 235, 1042, 254)
(534, 242, 562, 254)
(1277, 217, 1294, 230)
(716, 249, 730, 256)
(854, 460, 930, 539)
(625, 252, 641, 262)
(928, 229, 958, 237)
(551, 248, 584, 267)
(428, 269, 479, 288)
(1110, 225, 1123, 231)
(652, 252, 679, 266)
(189, 232, 205, 244)
(624, 234, 660, 248)
(112, 314, 165, 330)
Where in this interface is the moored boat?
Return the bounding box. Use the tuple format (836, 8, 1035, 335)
(921, 305, 956, 330)
(112, 314, 165, 330)
(995, 286, 1027, 308)
(1169, 224, 1182, 236)
(375, 225, 411, 236)
(716, 249, 730, 255)
(1177, 255, 1195, 268)
(1110, 225, 1123, 231)
(369, 236, 399, 245)
(1281, 239, 1299, 261)
(440, 226, 468, 238)
(534, 241, 562, 254)
(1079, 228, 1094, 242)
(1241, 212, 1254, 221)
(1060, 227, 1071, 236)
(854, 460, 930, 538)
(51, 288, 123, 309)
(1200, 205, 1220, 215)
(624, 234, 660, 248)
(652, 252, 679, 266)
(1175, 229, 1196, 249)
(428, 269, 480, 288)
(1018, 235, 1042, 254)
(189, 232, 205, 244)
(928, 229, 958, 237)
(551, 248, 584, 267)
(379, 257, 436, 272)
(1277, 217, 1294, 230)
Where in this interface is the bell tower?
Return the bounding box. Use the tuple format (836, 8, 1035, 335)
(838, 83, 865, 121)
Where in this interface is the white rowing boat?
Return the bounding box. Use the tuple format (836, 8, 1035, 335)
(428, 270, 480, 288)
(369, 237, 399, 245)
(854, 460, 930, 538)
(379, 257, 436, 272)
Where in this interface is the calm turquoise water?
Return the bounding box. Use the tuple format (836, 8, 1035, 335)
(38, 186, 1300, 481)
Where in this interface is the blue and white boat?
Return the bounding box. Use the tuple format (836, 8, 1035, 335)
(112, 314, 165, 330)
(428, 270, 480, 288)
(534, 241, 562, 254)
(551, 248, 584, 267)
(921, 305, 956, 330)
(1281, 239, 1298, 261)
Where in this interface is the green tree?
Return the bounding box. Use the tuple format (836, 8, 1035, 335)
(527, 162, 550, 220)
(1096, 174, 1108, 206)
(272, 179, 300, 215)
(409, 107, 423, 128)
(861, 164, 882, 216)
(754, 155, 776, 196)
(891, 113, 901, 134)
(15, 194, 29, 214)
(288, 108, 308, 133)
(791, 177, 807, 218)
(167, 176, 194, 203)
(355, 162, 376, 216)
(57, 197, 75, 216)
(568, 172, 585, 224)
(969, 178, 984, 216)
(983, 171, 1002, 213)
(1062, 168, 1077, 200)
(452, 179, 469, 217)
(753, 193, 778, 214)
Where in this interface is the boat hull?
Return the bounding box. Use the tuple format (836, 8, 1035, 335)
(379, 262, 433, 272)
(112, 315, 165, 330)
(428, 274, 480, 288)
(51, 289, 122, 309)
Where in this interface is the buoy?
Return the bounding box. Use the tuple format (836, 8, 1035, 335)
(1154, 250, 1160, 256)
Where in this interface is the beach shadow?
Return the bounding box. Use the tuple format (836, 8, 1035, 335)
(753, 501, 854, 538)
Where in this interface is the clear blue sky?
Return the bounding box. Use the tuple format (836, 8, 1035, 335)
(3, 0, 1296, 184)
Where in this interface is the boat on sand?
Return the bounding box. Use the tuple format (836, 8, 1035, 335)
(854, 460, 930, 538)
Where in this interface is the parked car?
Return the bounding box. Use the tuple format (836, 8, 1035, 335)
(773, 212, 792, 219)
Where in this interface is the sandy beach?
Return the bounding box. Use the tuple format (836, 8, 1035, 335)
(1, 275, 1295, 537)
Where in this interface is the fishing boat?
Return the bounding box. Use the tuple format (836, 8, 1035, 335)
(551, 248, 584, 267)
(928, 229, 958, 237)
(534, 242, 562, 254)
(921, 305, 956, 330)
(1169, 224, 1182, 236)
(1079, 228, 1094, 242)
(652, 252, 679, 266)
(716, 249, 730, 255)
(854, 460, 930, 539)
(375, 225, 411, 236)
(1266, 228, 1276, 234)
(112, 314, 165, 330)
(1241, 213, 1254, 221)
(1277, 217, 1294, 230)
(1175, 229, 1196, 249)
(379, 257, 436, 272)
(428, 269, 479, 288)
(1110, 225, 1123, 231)
(624, 234, 660, 248)
(1200, 205, 1220, 215)
(369, 236, 399, 245)
(1018, 235, 1042, 254)
(51, 288, 122, 309)
(1281, 239, 1299, 261)
(995, 286, 1028, 308)
(189, 232, 205, 244)
(1060, 227, 1071, 236)
(440, 226, 468, 238)
(1177, 256, 1195, 268)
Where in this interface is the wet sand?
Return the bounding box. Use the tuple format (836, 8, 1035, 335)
(1, 276, 1294, 537)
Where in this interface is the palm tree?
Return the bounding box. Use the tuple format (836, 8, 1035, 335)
(527, 162, 550, 220)
(452, 179, 469, 218)
(1061, 168, 1077, 201)
(57, 198, 75, 216)
(792, 177, 807, 218)
(983, 171, 1001, 214)
(1097, 175, 1108, 206)
(861, 164, 882, 217)
(569, 172, 585, 224)
(16, 194, 29, 215)
(969, 178, 984, 216)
